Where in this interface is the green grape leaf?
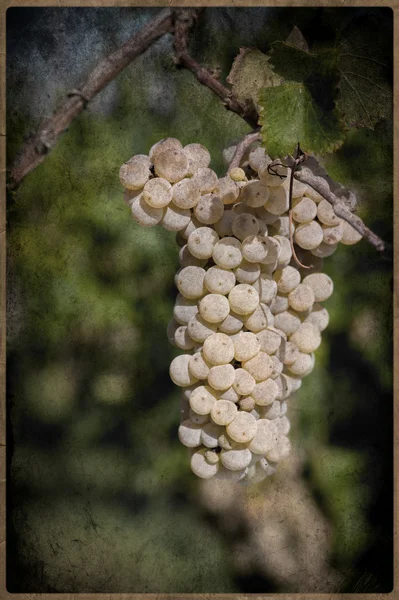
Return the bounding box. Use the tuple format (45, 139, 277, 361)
(259, 82, 344, 158)
(227, 47, 281, 117)
(335, 13, 392, 129)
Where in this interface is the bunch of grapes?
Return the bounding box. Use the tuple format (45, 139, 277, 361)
(119, 137, 362, 484)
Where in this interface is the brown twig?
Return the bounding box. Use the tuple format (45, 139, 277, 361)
(228, 131, 261, 170)
(285, 156, 388, 253)
(8, 8, 175, 189)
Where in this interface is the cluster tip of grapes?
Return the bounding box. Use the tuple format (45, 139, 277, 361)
(119, 137, 362, 484)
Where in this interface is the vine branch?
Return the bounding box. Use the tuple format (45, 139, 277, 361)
(228, 131, 261, 170)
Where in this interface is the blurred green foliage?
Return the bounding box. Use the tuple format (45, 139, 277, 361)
(6, 7, 393, 593)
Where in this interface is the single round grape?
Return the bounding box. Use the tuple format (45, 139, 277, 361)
(226, 411, 258, 443)
(189, 351, 210, 380)
(233, 368, 256, 396)
(123, 188, 142, 207)
(322, 222, 344, 245)
(252, 274, 277, 306)
(304, 186, 324, 203)
(211, 399, 238, 425)
(302, 273, 334, 302)
(119, 154, 151, 190)
(270, 354, 283, 378)
(239, 396, 256, 412)
(189, 409, 209, 425)
(273, 265, 301, 294)
(187, 314, 217, 343)
(294, 221, 324, 250)
(241, 235, 269, 263)
(291, 196, 317, 223)
(218, 432, 239, 450)
(290, 322, 322, 353)
(270, 294, 289, 315)
(248, 146, 268, 171)
(256, 328, 282, 355)
(260, 399, 281, 420)
(251, 378, 279, 406)
(218, 312, 244, 335)
(183, 143, 211, 170)
(174, 325, 195, 350)
(192, 167, 219, 194)
(219, 386, 241, 403)
(242, 351, 274, 382)
(274, 310, 301, 336)
(203, 332, 235, 365)
(240, 180, 270, 208)
(340, 220, 363, 245)
(234, 260, 261, 285)
(214, 210, 235, 237)
(161, 203, 191, 231)
(311, 242, 338, 258)
(233, 331, 261, 362)
(142, 177, 172, 208)
(288, 283, 315, 312)
(178, 419, 202, 447)
(284, 374, 302, 393)
(189, 385, 218, 415)
(248, 418, 279, 454)
(175, 266, 206, 299)
(255, 205, 280, 224)
(191, 448, 220, 478)
(266, 185, 289, 215)
(232, 213, 260, 240)
(221, 447, 252, 471)
(265, 435, 291, 462)
(188, 227, 219, 259)
(317, 199, 340, 226)
(212, 237, 243, 269)
(194, 193, 224, 224)
(153, 148, 189, 183)
(205, 450, 220, 465)
(274, 235, 292, 264)
(208, 364, 236, 391)
(229, 167, 247, 182)
(258, 160, 287, 187)
(172, 178, 201, 209)
(288, 352, 315, 376)
(131, 194, 164, 227)
(283, 176, 308, 199)
(276, 415, 291, 436)
(204, 266, 236, 295)
(173, 294, 198, 325)
(170, 354, 198, 387)
(244, 303, 274, 333)
(270, 215, 294, 238)
(228, 283, 259, 315)
(276, 340, 299, 365)
(216, 176, 240, 205)
(303, 303, 329, 331)
(201, 422, 223, 448)
(150, 138, 182, 161)
(178, 245, 207, 268)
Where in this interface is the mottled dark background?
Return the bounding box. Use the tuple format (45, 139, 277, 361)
(6, 7, 393, 593)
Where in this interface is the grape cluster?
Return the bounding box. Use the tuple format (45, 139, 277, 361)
(119, 138, 362, 483)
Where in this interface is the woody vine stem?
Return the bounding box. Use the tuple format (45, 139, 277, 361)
(7, 8, 389, 255)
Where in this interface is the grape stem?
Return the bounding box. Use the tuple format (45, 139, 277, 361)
(228, 131, 262, 170)
(288, 144, 313, 270)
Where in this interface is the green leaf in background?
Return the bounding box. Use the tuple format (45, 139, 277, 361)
(259, 82, 343, 157)
(226, 47, 281, 117)
(335, 14, 392, 129)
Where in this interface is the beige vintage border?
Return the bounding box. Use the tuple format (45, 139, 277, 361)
(0, 1, 397, 598)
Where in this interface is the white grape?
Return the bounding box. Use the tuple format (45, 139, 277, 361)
(204, 266, 236, 295)
(302, 273, 334, 302)
(304, 185, 324, 203)
(233, 368, 256, 396)
(174, 325, 195, 350)
(178, 245, 207, 268)
(181, 215, 202, 240)
(191, 448, 219, 479)
(228, 284, 259, 315)
(322, 222, 344, 245)
(150, 138, 182, 161)
(282, 176, 308, 199)
(203, 332, 235, 365)
(248, 146, 268, 171)
(234, 260, 261, 285)
(183, 143, 211, 171)
(290, 322, 322, 353)
(248, 419, 279, 454)
(119, 154, 151, 190)
(288, 352, 315, 376)
(232, 213, 260, 240)
(170, 354, 198, 387)
(274, 235, 292, 265)
(317, 199, 340, 226)
(265, 436, 291, 462)
(233, 331, 261, 362)
(131, 194, 164, 227)
(240, 180, 270, 208)
(252, 273, 278, 304)
(340, 220, 363, 245)
(218, 432, 239, 450)
(288, 283, 315, 312)
(178, 420, 203, 447)
(167, 318, 180, 347)
(303, 303, 329, 331)
(294, 221, 324, 250)
(192, 167, 219, 194)
(173, 294, 199, 325)
(233, 201, 256, 216)
(273, 265, 301, 294)
(276, 340, 299, 365)
(142, 177, 173, 208)
(199, 294, 230, 324)
(239, 396, 256, 412)
(161, 203, 191, 232)
(219, 386, 241, 403)
(211, 399, 238, 425)
(241, 235, 269, 263)
(153, 148, 189, 183)
(270, 294, 290, 315)
(188, 352, 210, 380)
(213, 210, 235, 237)
(274, 310, 301, 336)
(244, 303, 274, 333)
(291, 196, 317, 223)
(216, 176, 240, 205)
(276, 415, 291, 436)
(270, 215, 294, 238)
(205, 450, 220, 465)
(251, 378, 279, 406)
(201, 422, 223, 448)
(189, 409, 209, 425)
(123, 188, 141, 207)
(187, 227, 219, 259)
(221, 448, 252, 471)
(256, 328, 282, 355)
(261, 399, 282, 419)
(172, 178, 201, 209)
(266, 185, 289, 215)
(187, 314, 217, 343)
(212, 237, 242, 269)
(258, 161, 287, 187)
(194, 193, 224, 224)
(208, 364, 236, 391)
(242, 351, 274, 382)
(218, 312, 244, 335)
(189, 385, 218, 415)
(255, 205, 280, 224)
(229, 167, 247, 182)
(175, 266, 206, 299)
(311, 242, 338, 258)
(270, 355, 283, 378)
(226, 411, 258, 443)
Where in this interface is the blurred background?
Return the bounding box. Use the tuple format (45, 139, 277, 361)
(6, 7, 393, 593)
